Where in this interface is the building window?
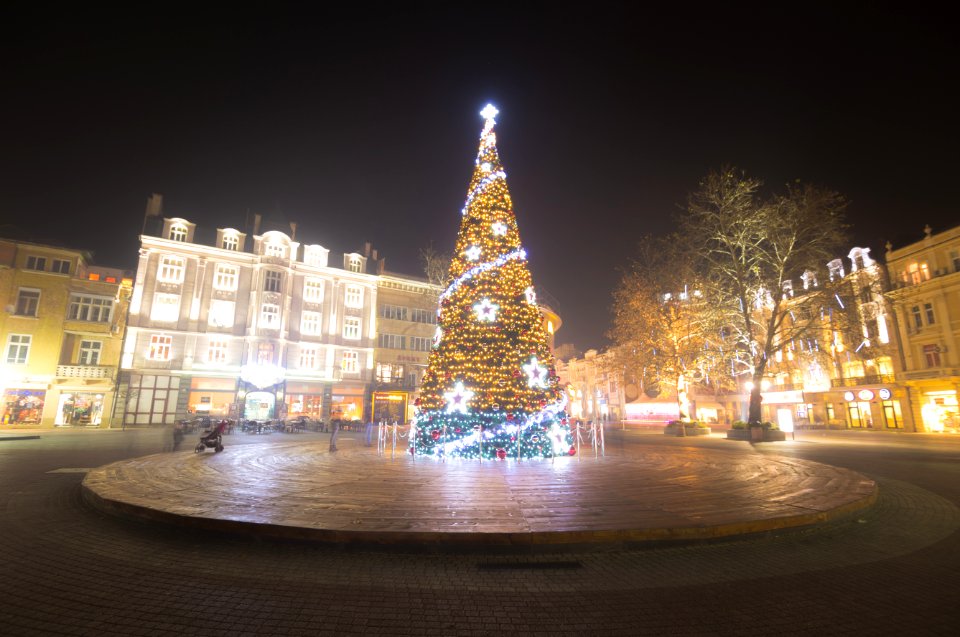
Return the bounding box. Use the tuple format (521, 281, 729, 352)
(14, 289, 40, 316)
(157, 255, 185, 283)
(151, 293, 181, 322)
(301, 311, 322, 335)
(341, 350, 359, 374)
(348, 256, 362, 273)
(380, 304, 408, 321)
(924, 303, 935, 325)
(265, 242, 285, 258)
(5, 334, 31, 364)
(343, 317, 361, 340)
(952, 250, 960, 273)
(303, 247, 324, 267)
(299, 346, 319, 370)
(25, 256, 46, 271)
(257, 342, 274, 364)
(411, 308, 436, 324)
(213, 264, 239, 291)
(345, 285, 363, 308)
(912, 306, 923, 329)
(825, 403, 835, 421)
(169, 223, 188, 242)
(79, 340, 102, 365)
(260, 303, 280, 328)
(208, 300, 235, 328)
(68, 294, 113, 322)
(907, 262, 930, 284)
(376, 363, 404, 384)
(924, 344, 942, 368)
(303, 279, 324, 303)
(378, 333, 406, 349)
(222, 234, 239, 251)
(52, 259, 70, 274)
(148, 334, 172, 361)
(409, 336, 431, 352)
(207, 338, 228, 364)
(264, 270, 282, 292)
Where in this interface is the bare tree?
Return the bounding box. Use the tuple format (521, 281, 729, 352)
(419, 243, 452, 287)
(608, 235, 720, 422)
(678, 167, 849, 425)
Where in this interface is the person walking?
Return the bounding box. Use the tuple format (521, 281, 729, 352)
(172, 421, 184, 451)
(364, 418, 375, 447)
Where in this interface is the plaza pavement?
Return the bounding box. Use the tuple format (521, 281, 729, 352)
(1, 427, 959, 635)
(81, 436, 876, 548)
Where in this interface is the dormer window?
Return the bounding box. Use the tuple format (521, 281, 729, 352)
(348, 255, 362, 273)
(782, 280, 794, 298)
(265, 242, 285, 258)
(169, 223, 188, 242)
(222, 234, 239, 251)
(827, 259, 844, 281)
(801, 270, 818, 290)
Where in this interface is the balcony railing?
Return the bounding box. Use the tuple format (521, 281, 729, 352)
(829, 374, 896, 388)
(57, 365, 113, 379)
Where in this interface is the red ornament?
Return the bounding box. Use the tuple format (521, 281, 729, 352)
(454, 427, 462, 433)
(506, 413, 514, 421)
(496, 448, 507, 460)
(430, 429, 441, 441)
(568, 446, 577, 456)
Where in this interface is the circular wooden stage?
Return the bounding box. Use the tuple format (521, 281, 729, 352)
(82, 440, 877, 548)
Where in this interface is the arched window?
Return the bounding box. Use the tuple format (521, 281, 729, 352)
(169, 223, 188, 242)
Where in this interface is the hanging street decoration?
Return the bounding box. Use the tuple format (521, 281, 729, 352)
(412, 104, 574, 460)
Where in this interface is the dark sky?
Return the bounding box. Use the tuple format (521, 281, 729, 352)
(2, 5, 957, 349)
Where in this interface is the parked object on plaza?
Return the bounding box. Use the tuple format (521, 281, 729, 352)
(194, 419, 228, 453)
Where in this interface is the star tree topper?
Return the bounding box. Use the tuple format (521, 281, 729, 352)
(523, 357, 550, 389)
(444, 381, 475, 415)
(473, 298, 499, 322)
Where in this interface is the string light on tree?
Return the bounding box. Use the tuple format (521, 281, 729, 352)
(412, 104, 574, 460)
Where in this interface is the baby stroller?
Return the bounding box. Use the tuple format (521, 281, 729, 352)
(195, 419, 227, 453)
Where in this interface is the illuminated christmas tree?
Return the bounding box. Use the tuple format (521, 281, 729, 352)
(413, 105, 574, 460)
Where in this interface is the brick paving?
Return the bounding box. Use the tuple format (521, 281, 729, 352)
(81, 436, 876, 547)
(1, 428, 959, 635)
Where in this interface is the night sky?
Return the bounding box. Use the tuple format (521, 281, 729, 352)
(2, 5, 956, 350)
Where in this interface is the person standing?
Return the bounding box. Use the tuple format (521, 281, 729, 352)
(172, 422, 184, 451)
(364, 419, 375, 447)
(329, 419, 340, 452)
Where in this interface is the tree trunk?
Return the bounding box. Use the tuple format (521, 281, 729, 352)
(676, 372, 689, 422)
(748, 385, 763, 425)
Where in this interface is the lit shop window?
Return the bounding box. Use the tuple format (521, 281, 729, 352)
(299, 346, 319, 370)
(341, 350, 359, 374)
(78, 340, 102, 365)
(5, 334, 31, 364)
(303, 279, 324, 303)
(68, 295, 113, 322)
(213, 264, 239, 291)
(169, 223, 188, 242)
(264, 271, 283, 292)
(157, 255, 185, 283)
(344, 285, 363, 308)
(207, 338, 228, 364)
(148, 334, 172, 361)
(222, 234, 239, 251)
(14, 289, 40, 316)
(208, 300, 235, 328)
(301, 311, 322, 335)
(151, 293, 181, 322)
(343, 317, 361, 340)
(261, 303, 281, 328)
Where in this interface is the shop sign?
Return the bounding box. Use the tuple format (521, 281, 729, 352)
(761, 390, 804, 404)
(878, 388, 892, 400)
(843, 391, 856, 402)
(857, 389, 875, 401)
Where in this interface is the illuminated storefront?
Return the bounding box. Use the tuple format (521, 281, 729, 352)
(920, 390, 958, 433)
(1, 389, 46, 425)
(187, 377, 236, 417)
(371, 390, 407, 423)
(54, 392, 104, 426)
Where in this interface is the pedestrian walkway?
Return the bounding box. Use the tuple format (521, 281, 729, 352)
(82, 440, 876, 548)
